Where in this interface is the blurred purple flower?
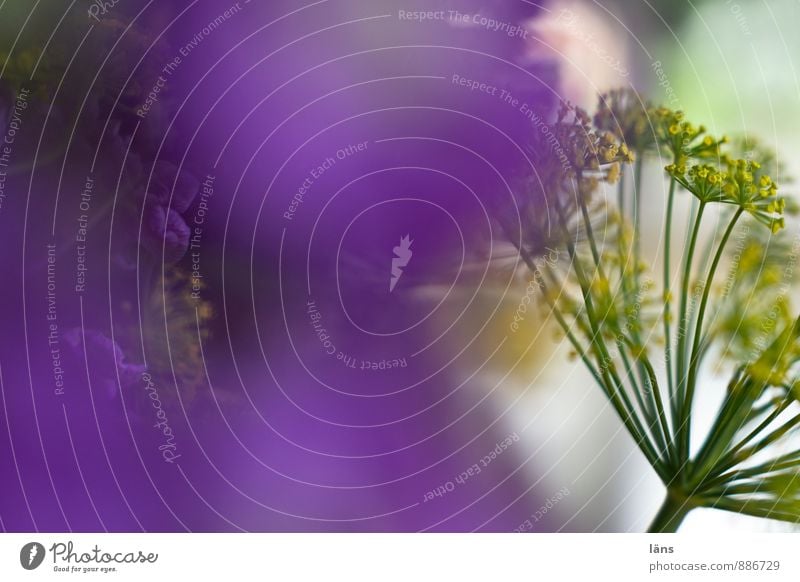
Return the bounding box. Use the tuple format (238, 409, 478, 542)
(142, 204, 191, 264)
(147, 160, 200, 213)
(63, 328, 145, 399)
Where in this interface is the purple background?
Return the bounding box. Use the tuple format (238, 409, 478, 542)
(0, 0, 572, 532)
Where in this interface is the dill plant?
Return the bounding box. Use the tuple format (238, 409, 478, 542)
(505, 90, 799, 532)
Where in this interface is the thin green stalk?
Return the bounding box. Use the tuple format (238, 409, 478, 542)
(555, 197, 667, 478)
(703, 450, 800, 489)
(502, 226, 604, 387)
(634, 345, 675, 468)
(576, 191, 655, 435)
(633, 156, 644, 272)
(705, 498, 800, 523)
(696, 208, 735, 275)
(612, 171, 669, 458)
(681, 209, 744, 458)
(744, 399, 780, 424)
(703, 481, 770, 497)
(694, 209, 741, 351)
(540, 285, 605, 386)
(612, 163, 656, 426)
(698, 418, 793, 488)
(690, 375, 758, 486)
(577, 195, 607, 281)
(677, 197, 700, 400)
(675, 201, 707, 463)
(618, 341, 663, 451)
(612, 203, 655, 428)
(628, 157, 657, 430)
(723, 399, 793, 463)
(713, 412, 800, 475)
(662, 177, 677, 421)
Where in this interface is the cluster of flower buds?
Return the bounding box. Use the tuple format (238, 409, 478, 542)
(594, 88, 655, 152)
(666, 158, 786, 233)
(653, 107, 728, 162)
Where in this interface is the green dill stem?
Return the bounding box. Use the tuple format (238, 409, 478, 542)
(576, 192, 659, 439)
(503, 228, 604, 386)
(696, 208, 734, 275)
(704, 498, 800, 523)
(704, 450, 800, 489)
(648, 488, 694, 533)
(702, 482, 768, 497)
(633, 156, 644, 272)
(662, 177, 677, 425)
(743, 400, 778, 424)
(547, 305, 602, 385)
(634, 345, 675, 467)
(675, 201, 707, 463)
(539, 274, 606, 387)
(613, 205, 653, 421)
(577, 194, 607, 280)
(555, 198, 667, 478)
(626, 157, 649, 399)
(689, 375, 756, 487)
(677, 198, 700, 395)
(714, 412, 800, 473)
(618, 342, 665, 452)
(719, 399, 792, 465)
(681, 209, 744, 459)
(628, 157, 658, 428)
(618, 165, 626, 217)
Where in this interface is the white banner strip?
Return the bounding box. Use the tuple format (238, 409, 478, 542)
(1, 533, 798, 581)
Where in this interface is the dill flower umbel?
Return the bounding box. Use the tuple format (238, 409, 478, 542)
(653, 107, 727, 162)
(505, 90, 800, 531)
(594, 88, 654, 153)
(666, 159, 785, 232)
